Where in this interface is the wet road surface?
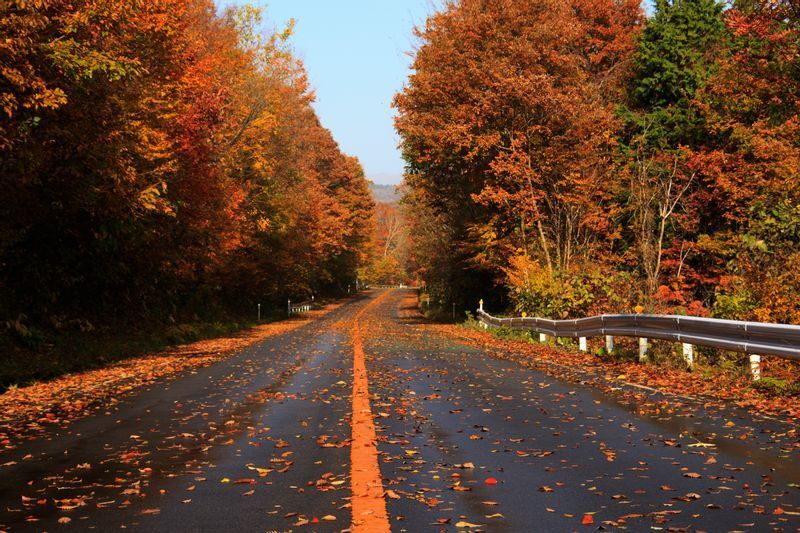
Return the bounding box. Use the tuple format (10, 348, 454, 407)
(0, 289, 798, 531)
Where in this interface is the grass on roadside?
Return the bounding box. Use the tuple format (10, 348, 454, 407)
(458, 313, 800, 402)
(0, 314, 285, 393)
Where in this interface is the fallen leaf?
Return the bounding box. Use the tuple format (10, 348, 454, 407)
(455, 521, 483, 528)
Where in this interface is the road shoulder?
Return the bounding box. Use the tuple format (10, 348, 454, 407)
(0, 301, 346, 450)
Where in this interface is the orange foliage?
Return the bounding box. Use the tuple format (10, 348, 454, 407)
(0, 1, 374, 335)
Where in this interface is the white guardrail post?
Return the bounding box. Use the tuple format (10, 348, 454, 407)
(682, 343, 694, 369)
(750, 354, 761, 381)
(638, 337, 649, 362)
(479, 300, 488, 329)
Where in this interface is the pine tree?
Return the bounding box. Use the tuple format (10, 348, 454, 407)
(626, 0, 727, 147)
(617, 0, 727, 308)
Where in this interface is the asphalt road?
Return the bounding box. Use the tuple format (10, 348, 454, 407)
(0, 289, 798, 532)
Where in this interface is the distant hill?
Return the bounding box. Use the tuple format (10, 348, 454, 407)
(369, 182, 401, 204)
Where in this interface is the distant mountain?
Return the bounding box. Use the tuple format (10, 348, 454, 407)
(370, 173, 403, 185)
(369, 181, 401, 204)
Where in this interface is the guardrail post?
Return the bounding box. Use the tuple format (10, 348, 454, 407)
(638, 337, 649, 362)
(683, 342, 694, 368)
(605, 335, 614, 354)
(579, 337, 587, 352)
(749, 354, 761, 381)
(682, 343, 693, 369)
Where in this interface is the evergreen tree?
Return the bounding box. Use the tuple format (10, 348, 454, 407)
(626, 0, 727, 147)
(616, 0, 728, 307)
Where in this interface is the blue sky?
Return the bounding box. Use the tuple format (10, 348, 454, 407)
(218, 1, 654, 185)
(218, 0, 438, 185)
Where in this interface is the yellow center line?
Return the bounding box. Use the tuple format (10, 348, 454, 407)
(350, 290, 392, 532)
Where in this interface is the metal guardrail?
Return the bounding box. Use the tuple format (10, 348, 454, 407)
(476, 309, 800, 361)
(289, 299, 314, 315)
(476, 307, 800, 380)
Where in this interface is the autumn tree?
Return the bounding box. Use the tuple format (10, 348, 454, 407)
(0, 1, 373, 337)
(694, 0, 800, 322)
(617, 0, 727, 311)
(395, 0, 642, 312)
(0, 0, 223, 319)
(396, 0, 800, 327)
(360, 199, 409, 286)
(206, 5, 373, 305)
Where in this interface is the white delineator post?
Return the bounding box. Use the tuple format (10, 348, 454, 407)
(579, 337, 587, 352)
(605, 335, 614, 354)
(539, 333, 548, 343)
(682, 343, 694, 369)
(638, 337, 648, 362)
(749, 354, 761, 381)
(479, 299, 488, 329)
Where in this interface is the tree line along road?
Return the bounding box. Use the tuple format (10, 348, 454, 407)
(0, 289, 798, 531)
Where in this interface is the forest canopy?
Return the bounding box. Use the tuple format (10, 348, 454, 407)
(395, 0, 800, 324)
(0, 0, 374, 330)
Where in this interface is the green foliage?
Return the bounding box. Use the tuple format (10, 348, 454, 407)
(505, 255, 636, 319)
(0, 317, 254, 391)
(620, 0, 726, 168)
(46, 38, 140, 82)
(745, 202, 800, 253)
(713, 289, 757, 320)
(753, 376, 800, 397)
(163, 322, 243, 345)
(713, 202, 800, 322)
(489, 327, 532, 342)
(633, 0, 726, 107)
(627, 0, 726, 147)
(4, 316, 46, 350)
(511, 271, 595, 319)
